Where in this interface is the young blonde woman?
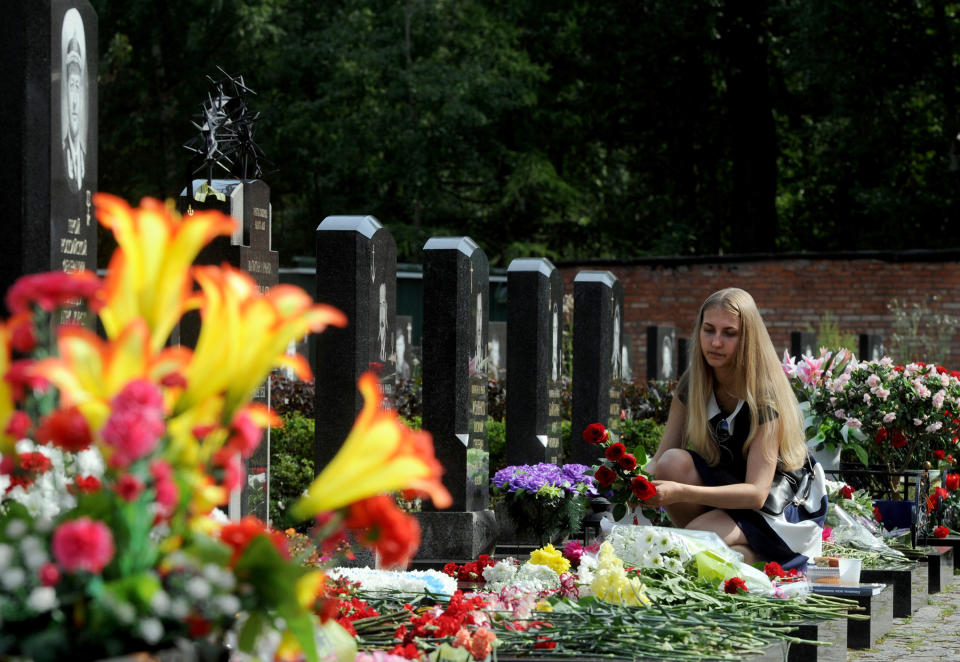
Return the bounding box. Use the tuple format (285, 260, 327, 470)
(646, 288, 827, 570)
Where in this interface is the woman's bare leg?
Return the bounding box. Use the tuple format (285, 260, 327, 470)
(685, 508, 759, 563)
(653, 448, 709, 527)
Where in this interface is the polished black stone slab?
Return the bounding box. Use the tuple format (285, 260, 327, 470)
(860, 564, 927, 618)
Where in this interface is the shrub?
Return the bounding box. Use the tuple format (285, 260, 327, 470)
(269, 411, 315, 531)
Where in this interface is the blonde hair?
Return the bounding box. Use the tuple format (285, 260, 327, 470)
(684, 288, 807, 470)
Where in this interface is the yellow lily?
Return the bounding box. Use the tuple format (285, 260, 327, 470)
(0, 322, 16, 455)
(93, 193, 236, 352)
(31, 320, 189, 436)
(175, 265, 346, 422)
(292, 372, 452, 520)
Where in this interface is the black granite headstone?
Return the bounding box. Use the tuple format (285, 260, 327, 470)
(2, 1, 98, 322)
(677, 337, 691, 377)
(488, 321, 507, 381)
(421, 237, 490, 512)
(178, 178, 279, 521)
(859, 334, 884, 362)
(790, 331, 817, 359)
(314, 215, 398, 471)
(647, 325, 677, 380)
(505, 258, 563, 467)
(570, 271, 624, 466)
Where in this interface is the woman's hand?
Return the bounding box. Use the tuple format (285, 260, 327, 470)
(645, 480, 687, 508)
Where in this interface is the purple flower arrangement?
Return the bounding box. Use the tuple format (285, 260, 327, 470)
(492, 463, 598, 497)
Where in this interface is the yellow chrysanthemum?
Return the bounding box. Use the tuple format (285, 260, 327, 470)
(591, 541, 651, 607)
(528, 543, 571, 576)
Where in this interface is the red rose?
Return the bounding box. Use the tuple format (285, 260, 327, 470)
(723, 577, 749, 594)
(947, 474, 960, 491)
(934, 450, 946, 460)
(618, 453, 637, 472)
(891, 430, 907, 449)
(873, 506, 883, 522)
(838, 485, 854, 500)
(594, 464, 617, 488)
(4, 411, 32, 440)
(874, 428, 888, 445)
(934, 525, 950, 539)
(604, 443, 626, 462)
(582, 423, 608, 445)
(630, 475, 657, 500)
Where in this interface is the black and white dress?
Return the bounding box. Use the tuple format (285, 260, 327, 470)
(678, 385, 828, 571)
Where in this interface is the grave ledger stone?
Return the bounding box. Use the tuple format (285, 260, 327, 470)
(570, 271, 624, 466)
(417, 237, 496, 560)
(314, 215, 398, 472)
(179, 178, 278, 521)
(505, 258, 564, 467)
(2, 0, 98, 323)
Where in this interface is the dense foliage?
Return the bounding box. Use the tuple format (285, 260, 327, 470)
(92, 0, 960, 267)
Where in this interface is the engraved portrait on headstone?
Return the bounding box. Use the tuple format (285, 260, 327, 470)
(395, 330, 410, 379)
(60, 9, 88, 194)
(661, 335, 673, 380)
(472, 292, 484, 373)
(489, 337, 501, 380)
(378, 282, 388, 362)
(551, 303, 559, 382)
(611, 303, 622, 380)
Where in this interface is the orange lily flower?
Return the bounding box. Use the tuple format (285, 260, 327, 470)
(93, 193, 236, 352)
(292, 372, 451, 520)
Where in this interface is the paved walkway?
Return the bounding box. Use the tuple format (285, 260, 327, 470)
(846, 576, 960, 662)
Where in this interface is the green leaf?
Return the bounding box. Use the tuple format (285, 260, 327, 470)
(238, 610, 269, 653)
(851, 443, 870, 467)
(612, 502, 627, 521)
(280, 610, 319, 662)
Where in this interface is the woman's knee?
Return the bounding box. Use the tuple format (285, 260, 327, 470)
(655, 448, 699, 483)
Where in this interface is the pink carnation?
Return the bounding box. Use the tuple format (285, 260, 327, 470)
(52, 517, 115, 574)
(101, 380, 165, 468)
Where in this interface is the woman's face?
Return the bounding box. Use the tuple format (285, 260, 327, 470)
(699, 305, 741, 371)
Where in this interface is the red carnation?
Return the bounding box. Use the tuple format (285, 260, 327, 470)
(934, 525, 950, 539)
(72, 474, 102, 495)
(594, 464, 617, 488)
(947, 474, 960, 491)
(763, 562, 785, 579)
(35, 406, 92, 453)
(874, 506, 883, 522)
(582, 423, 608, 445)
(838, 485, 854, 500)
(630, 475, 657, 500)
(115, 473, 144, 502)
(5, 270, 102, 314)
(604, 442, 626, 462)
(723, 577, 749, 594)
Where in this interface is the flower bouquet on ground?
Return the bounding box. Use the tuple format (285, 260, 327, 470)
(581, 423, 659, 523)
(490, 463, 595, 546)
(925, 471, 960, 539)
(0, 195, 451, 662)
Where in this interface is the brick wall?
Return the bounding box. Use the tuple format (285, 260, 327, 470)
(557, 251, 960, 380)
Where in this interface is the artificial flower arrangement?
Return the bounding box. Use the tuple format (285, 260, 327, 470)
(0, 194, 452, 662)
(581, 422, 658, 522)
(782, 349, 960, 475)
(490, 463, 596, 545)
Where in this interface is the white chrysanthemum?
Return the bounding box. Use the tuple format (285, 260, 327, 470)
(74, 448, 105, 477)
(185, 576, 212, 600)
(19, 536, 47, 571)
(326, 567, 457, 597)
(204, 563, 236, 590)
(150, 589, 171, 615)
(26, 586, 58, 613)
(0, 544, 14, 570)
(169, 597, 190, 619)
(1, 567, 26, 591)
(482, 560, 519, 584)
(139, 618, 164, 645)
(215, 593, 241, 616)
(5, 519, 28, 539)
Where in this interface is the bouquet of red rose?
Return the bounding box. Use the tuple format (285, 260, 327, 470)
(583, 422, 658, 521)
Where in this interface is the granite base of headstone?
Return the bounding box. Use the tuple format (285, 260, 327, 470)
(918, 536, 960, 571)
(844, 585, 894, 649)
(859, 564, 927, 617)
(413, 510, 497, 561)
(786, 618, 847, 662)
(923, 546, 954, 593)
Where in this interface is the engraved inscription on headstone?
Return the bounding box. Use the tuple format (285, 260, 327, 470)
(570, 271, 624, 466)
(422, 237, 489, 512)
(314, 216, 398, 472)
(506, 258, 564, 466)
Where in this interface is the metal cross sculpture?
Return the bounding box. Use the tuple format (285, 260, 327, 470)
(184, 67, 273, 182)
